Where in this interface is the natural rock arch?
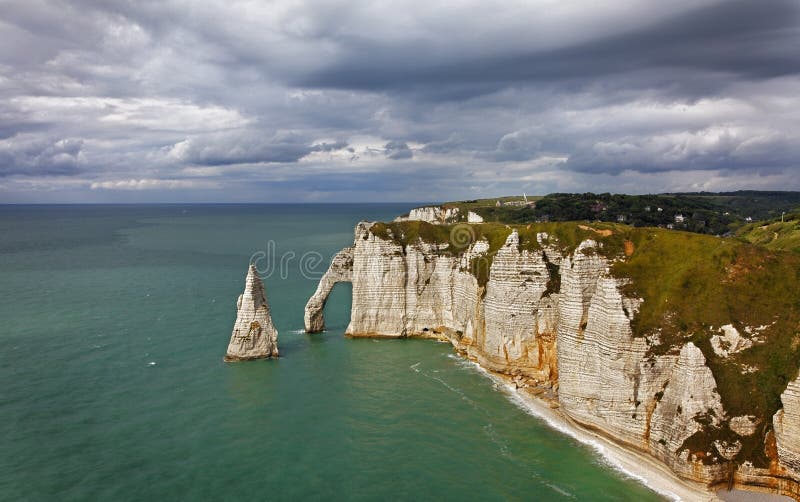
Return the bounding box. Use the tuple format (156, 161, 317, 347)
(304, 247, 354, 332)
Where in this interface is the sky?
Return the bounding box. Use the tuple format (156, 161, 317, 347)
(1, 0, 799, 203)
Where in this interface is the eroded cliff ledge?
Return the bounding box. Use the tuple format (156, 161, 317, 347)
(305, 219, 800, 499)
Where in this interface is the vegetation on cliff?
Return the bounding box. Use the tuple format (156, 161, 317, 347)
(370, 220, 620, 288)
(736, 212, 800, 253)
(613, 227, 800, 465)
(371, 218, 800, 466)
(443, 191, 800, 236)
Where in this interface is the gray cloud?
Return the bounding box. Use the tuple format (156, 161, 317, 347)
(421, 133, 463, 154)
(481, 129, 544, 162)
(0, 0, 798, 201)
(168, 131, 348, 166)
(0, 136, 84, 176)
(565, 126, 800, 174)
(384, 141, 413, 160)
(311, 140, 348, 152)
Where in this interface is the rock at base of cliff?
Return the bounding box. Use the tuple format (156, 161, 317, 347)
(225, 264, 279, 362)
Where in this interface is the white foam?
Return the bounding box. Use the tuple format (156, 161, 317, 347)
(545, 482, 576, 499)
(148, 361, 157, 366)
(457, 358, 689, 501)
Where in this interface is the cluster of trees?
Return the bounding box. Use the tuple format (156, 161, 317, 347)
(473, 191, 800, 236)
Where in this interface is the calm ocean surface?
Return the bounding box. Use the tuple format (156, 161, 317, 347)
(0, 204, 662, 501)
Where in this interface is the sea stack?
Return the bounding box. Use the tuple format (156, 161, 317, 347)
(224, 264, 279, 362)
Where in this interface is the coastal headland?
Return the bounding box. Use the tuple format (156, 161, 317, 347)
(304, 197, 800, 500)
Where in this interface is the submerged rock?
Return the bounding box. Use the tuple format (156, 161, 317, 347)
(224, 264, 278, 362)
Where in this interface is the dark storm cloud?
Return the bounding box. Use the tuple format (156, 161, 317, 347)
(0, 0, 799, 201)
(298, 0, 800, 94)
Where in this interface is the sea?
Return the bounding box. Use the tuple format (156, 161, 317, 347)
(0, 204, 664, 501)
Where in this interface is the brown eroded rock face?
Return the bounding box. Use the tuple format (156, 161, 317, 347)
(578, 224, 614, 238)
(624, 239, 635, 256)
(225, 264, 279, 362)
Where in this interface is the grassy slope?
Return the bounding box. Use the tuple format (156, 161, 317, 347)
(371, 219, 800, 466)
(615, 228, 800, 465)
(736, 212, 800, 253)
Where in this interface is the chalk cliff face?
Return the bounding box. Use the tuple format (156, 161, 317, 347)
(467, 211, 484, 223)
(396, 206, 461, 224)
(395, 205, 483, 223)
(225, 264, 279, 361)
(305, 221, 800, 498)
(775, 377, 800, 477)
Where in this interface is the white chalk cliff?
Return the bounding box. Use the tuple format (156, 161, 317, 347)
(775, 377, 800, 477)
(305, 221, 800, 499)
(225, 264, 279, 361)
(395, 205, 461, 224)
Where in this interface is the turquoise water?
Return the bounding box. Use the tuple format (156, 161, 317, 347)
(0, 204, 662, 501)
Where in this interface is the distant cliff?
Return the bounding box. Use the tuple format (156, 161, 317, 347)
(306, 219, 800, 499)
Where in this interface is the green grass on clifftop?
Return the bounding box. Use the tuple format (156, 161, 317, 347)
(612, 229, 800, 454)
(371, 221, 623, 291)
(370, 220, 625, 289)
